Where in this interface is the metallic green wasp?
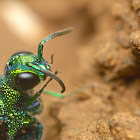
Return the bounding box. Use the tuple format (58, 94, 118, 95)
(0, 28, 72, 140)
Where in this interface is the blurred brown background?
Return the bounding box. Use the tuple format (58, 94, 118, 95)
(1, 0, 140, 140)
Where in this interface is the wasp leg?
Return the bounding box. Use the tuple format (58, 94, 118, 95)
(0, 116, 4, 124)
(37, 123, 43, 140)
(27, 98, 43, 115)
(15, 118, 43, 140)
(15, 124, 36, 140)
(32, 118, 43, 140)
(43, 84, 94, 98)
(0, 116, 9, 140)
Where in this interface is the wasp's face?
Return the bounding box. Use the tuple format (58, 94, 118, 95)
(4, 51, 52, 90)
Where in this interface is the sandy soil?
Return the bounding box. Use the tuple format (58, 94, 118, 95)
(0, 0, 140, 140)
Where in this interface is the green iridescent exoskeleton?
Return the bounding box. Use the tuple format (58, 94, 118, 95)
(0, 28, 73, 140)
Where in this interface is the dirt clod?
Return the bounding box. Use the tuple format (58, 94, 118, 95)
(110, 113, 140, 140)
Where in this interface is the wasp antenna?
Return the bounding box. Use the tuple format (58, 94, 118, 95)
(37, 27, 73, 61)
(47, 27, 73, 40)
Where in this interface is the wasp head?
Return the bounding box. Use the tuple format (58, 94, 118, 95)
(4, 27, 72, 92)
(4, 51, 52, 90)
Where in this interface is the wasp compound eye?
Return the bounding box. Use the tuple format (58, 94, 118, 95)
(13, 72, 40, 90)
